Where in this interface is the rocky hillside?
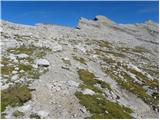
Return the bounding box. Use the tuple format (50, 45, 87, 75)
(1, 15, 159, 119)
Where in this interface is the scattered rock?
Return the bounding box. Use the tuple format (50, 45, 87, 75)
(15, 67, 19, 70)
(16, 54, 29, 59)
(30, 113, 41, 119)
(37, 111, 49, 118)
(20, 70, 25, 73)
(81, 88, 95, 95)
(36, 59, 50, 67)
(67, 81, 79, 87)
(1, 84, 9, 90)
(18, 104, 31, 112)
(32, 64, 38, 69)
(80, 108, 87, 113)
(61, 65, 70, 70)
(12, 71, 18, 74)
(52, 43, 63, 52)
(11, 74, 18, 81)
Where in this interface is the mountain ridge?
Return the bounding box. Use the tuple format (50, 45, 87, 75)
(1, 15, 159, 119)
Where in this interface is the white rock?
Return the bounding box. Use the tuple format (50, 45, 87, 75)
(63, 57, 70, 61)
(37, 111, 49, 118)
(75, 44, 86, 53)
(0, 64, 4, 67)
(20, 70, 25, 73)
(128, 64, 142, 73)
(67, 80, 79, 87)
(13, 59, 18, 63)
(52, 44, 63, 52)
(82, 88, 95, 95)
(80, 107, 87, 113)
(18, 104, 31, 112)
(55, 86, 61, 91)
(12, 70, 18, 74)
(9, 54, 16, 60)
(32, 64, 38, 69)
(11, 74, 18, 80)
(16, 53, 29, 59)
(1, 84, 9, 90)
(36, 59, 50, 67)
(92, 54, 98, 58)
(15, 67, 19, 70)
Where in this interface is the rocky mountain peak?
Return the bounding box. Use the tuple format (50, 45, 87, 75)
(77, 15, 116, 29)
(94, 15, 116, 25)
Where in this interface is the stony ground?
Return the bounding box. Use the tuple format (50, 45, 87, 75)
(0, 16, 159, 119)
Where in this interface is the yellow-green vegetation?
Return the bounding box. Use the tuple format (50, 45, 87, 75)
(27, 69, 42, 79)
(18, 64, 33, 71)
(1, 45, 52, 114)
(73, 56, 86, 65)
(125, 67, 158, 89)
(132, 46, 149, 53)
(13, 34, 31, 41)
(1, 84, 31, 112)
(62, 58, 71, 65)
(96, 40, 112, 48)
(95, 49, 125, 58)
(75, 92, 132, 119)
(117, 46, 149, 54)
(1, 57, 11, 66)
(7, 45, 51, 57)
(13, 110, 24, 117)
(102, 57, 158, 108)
(78, 69, 111, 90)
(1, 57, 14, 76)
(17, 57, 34, 63)
(75, 69, 133, 118)
(7, 46, 35, 55)
(1, 46, 51, 80)
(105, 50, 126, 57)
(1, 66, 14, 76)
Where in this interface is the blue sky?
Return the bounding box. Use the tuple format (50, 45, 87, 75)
(1, 1, 159, 27)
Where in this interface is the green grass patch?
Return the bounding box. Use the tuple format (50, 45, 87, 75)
(17, 57, 34, 63)
(117, 46, 149, 54)
(73, 56, 86, 65)
(105, 51, 126, 58)
(1, 84, 31, 112)
(7, 46, 35, 55)
(1, 66, 14, 76)
(105, 68, 157, 107)
(78, 69, 112, 90)
(75, 92, 132, 119)
(96, 40, 112, 48)
(18, 64, 33, 72)
(75, 69, 132, 118)
(79, 84, 102, 93)
(132, 46, 149, 53)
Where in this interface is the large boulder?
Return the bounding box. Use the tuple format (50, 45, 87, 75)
(36, 59, 50, 67)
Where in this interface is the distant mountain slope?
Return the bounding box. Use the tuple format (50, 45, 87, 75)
(1, 16, 159, 119)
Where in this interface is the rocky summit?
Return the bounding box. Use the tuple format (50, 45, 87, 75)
(1, 15, 159, 119)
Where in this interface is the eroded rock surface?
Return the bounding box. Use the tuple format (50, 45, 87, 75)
(1, 15, 159, 119)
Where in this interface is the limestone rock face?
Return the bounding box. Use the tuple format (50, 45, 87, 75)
(94, 15, 116, 25)
(77, 15, 116, 29)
